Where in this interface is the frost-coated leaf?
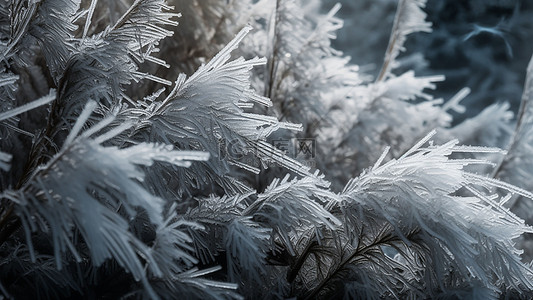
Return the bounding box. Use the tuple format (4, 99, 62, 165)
(0, 73, 18, 102)
(150, 203, 200, 278)
(447, 102, 514, 148)
(185, 193, 251, 264)
(155, 0, 252, 75)
(250, 0, 362, 128)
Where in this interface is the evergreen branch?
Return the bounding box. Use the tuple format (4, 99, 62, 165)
(1, 1, 40, 60)
(1, 104, 209, 296)
(340, 132, 533, 295)
(14, 0, 180, 192)
(303, 228, 419, 300)
(2, 0, 533, 298)
(117, 25, 314, 196)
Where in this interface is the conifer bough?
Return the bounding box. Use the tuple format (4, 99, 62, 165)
(1, 0, 533, 299)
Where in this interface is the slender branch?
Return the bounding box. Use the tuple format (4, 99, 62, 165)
(286, 238, 318, 283)
(375, 35, 397, 82)
(82, 0, 99, 39)
(492, 55, 533, 179)
(108, 0, 142, 33)
(375, 0, 403, 82)
(302, 243, 375, 299)
(265, 0, 281, 99)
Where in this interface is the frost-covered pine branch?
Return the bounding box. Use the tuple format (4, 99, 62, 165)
(113, 25, 316, 197)
(2, 0, 533, 299)
(335, 131, 533, 298)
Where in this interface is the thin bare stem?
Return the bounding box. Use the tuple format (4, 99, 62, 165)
(492, 55, 533, 179)
(265, 0, 282, 99)
(375, 0, 403, 82)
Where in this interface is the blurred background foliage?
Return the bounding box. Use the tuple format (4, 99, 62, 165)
(323, 0, 533, 123)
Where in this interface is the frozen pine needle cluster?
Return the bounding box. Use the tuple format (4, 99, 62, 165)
(1, 0, 533, 299)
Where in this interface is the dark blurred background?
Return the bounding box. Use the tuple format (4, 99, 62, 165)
(323, 0, 533, 123)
